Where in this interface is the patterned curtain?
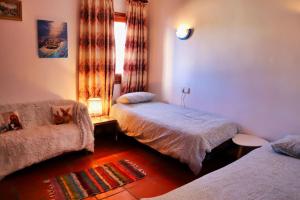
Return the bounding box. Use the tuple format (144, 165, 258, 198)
(121, 0, 148, 93)
(78, 0, 115, 115)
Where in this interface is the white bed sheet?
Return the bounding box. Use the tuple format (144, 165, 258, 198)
(110, 102, 238, 174)
(143, 145, 300, 200)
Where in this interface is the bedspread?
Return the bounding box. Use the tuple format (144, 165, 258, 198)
(143, 145, 300, 200)
(110, 102, 238, 174)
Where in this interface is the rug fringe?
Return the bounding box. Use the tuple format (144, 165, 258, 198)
(124, 159, 147, 176)
(45, 180, 57, 200)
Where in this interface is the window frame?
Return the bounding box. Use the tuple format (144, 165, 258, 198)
(115, 12, 127, 23)
(114, 12, 126, 84)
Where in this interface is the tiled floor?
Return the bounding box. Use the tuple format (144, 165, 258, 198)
(0, 134, 236, 200)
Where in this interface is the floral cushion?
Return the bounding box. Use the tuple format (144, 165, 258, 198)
(0, 111, 23, 133)
(51, 105, 73, 125)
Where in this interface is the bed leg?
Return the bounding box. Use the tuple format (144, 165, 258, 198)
(237, 146, 243, 159)
(115, 132, 118, 141)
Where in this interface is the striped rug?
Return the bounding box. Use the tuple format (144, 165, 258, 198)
(45, 160, 146, 200)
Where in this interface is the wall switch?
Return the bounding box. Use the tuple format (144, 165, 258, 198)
(182, 87, 190, 94)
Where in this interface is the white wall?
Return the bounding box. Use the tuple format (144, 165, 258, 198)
(114, 0, 126, 13)
(148, 0, 300, 141)
(0, 0, 126, 104)
(0, 0, 80, 104)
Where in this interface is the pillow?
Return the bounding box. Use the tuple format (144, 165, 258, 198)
(0, 111, 23, 133)
(117, 92, 156, 104)
(51, 105, 73, 125)
(271, 135, 300, 159)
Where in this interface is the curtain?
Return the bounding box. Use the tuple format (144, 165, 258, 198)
(121, 0, 148, 93)
(78, 0, 115, 115)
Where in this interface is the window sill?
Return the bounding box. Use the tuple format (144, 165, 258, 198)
(115, 73, 122, 84)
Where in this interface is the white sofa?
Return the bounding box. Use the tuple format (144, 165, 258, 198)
(0, 100, 94, 180)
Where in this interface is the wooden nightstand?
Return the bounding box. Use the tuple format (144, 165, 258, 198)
(91, 116, 119, 141)
(232, 134, 269, 158)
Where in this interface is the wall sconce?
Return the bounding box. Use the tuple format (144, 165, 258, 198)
(176, 24, 193, 40)
(87, 98, 103, 118)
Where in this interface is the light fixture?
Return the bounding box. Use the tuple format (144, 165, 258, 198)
(87, 98, 103, 118)
(176, 24, 193, 40)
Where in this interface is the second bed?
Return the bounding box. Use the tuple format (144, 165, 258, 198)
(110, 102, 238, 174)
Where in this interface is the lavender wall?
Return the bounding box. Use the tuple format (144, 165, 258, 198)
(148, 0, 300, 141)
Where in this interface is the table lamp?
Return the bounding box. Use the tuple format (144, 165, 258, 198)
(87, 98, 102, 118)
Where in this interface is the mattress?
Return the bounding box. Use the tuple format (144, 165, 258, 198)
(142, 145, 300, 200)
(110, 102, 238, 174)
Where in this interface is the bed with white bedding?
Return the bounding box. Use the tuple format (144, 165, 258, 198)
(110, 102, 238, 174)
(143, 144, 300, 200)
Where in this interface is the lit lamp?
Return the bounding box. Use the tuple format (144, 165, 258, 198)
(87, 98, 103, 118)
(176, 24, 193, 40)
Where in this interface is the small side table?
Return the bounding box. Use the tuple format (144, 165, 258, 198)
(91, 116, 119, 141)
(232, 134, 269, 158)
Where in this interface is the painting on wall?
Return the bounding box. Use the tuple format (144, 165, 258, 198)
(37, 20, 68, 58)
(0, 0, 22, 21)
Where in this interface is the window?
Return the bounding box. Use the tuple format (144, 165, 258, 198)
(114, 21, 126, 74)
(114, 13, 127, 83)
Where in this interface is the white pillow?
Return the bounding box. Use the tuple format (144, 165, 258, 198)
(271, 135, 300, 159)
(117, 92, 156, 104)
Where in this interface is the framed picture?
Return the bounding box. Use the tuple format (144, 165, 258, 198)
(0, 0, 22, 21)
(37, 20, 68, 58)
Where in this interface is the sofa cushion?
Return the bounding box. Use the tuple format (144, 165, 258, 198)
(51, 105, 73, 125)
(0, 111, 23, 133)
(0, 124, 82, 179)
(0, 100, 77, 128)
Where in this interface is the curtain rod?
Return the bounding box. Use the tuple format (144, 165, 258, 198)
(128, 0, 149, 4)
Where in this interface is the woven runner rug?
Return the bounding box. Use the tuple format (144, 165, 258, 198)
(44, 160, 146, 200)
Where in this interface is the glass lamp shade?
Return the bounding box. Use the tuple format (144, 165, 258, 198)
(176, 24, 193, 40)
(87, 98, 103, 117)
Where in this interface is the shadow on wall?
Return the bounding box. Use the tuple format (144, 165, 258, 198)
(147, 3, 165, 99)
(148, 0, 183, 101)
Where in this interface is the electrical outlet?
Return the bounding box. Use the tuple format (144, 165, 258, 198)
(182, 87, 190, 94)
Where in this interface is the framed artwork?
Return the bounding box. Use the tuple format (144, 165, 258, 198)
(0, 0, 22, 21)
(37, 20, 68, 58)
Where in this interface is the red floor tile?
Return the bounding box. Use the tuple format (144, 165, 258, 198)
(84, 197, 98, 200)
(96, 187, 125, 199)
(0, 135, 235, 200)
(125, 177, 175, 199)
(102, 190, 137, 200)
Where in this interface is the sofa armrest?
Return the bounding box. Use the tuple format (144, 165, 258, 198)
(73, 102, 94, 152)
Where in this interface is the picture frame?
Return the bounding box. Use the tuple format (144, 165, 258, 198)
(37, 20, 68, 58)
(0, 0, 22, 21)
